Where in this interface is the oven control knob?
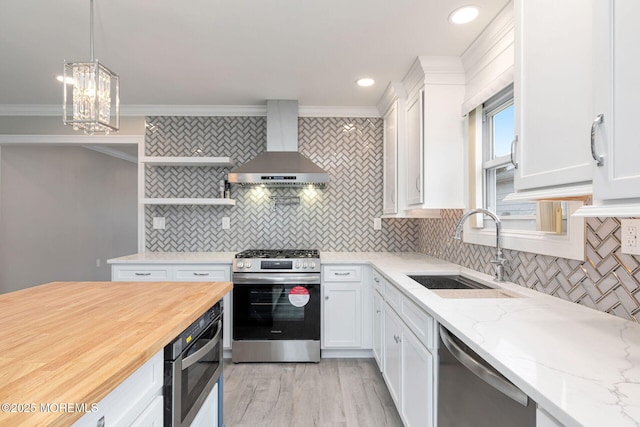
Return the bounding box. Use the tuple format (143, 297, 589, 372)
(310, 261, 316, 269)
(237, 261, 244, 268)
(246, 261, 252, 268)
(303, 261, 308, 269)
(295, 261, 300, 269)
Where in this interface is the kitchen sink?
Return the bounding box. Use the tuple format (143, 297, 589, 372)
(408, 275, 491, 290)
(409, 275, 523, 298)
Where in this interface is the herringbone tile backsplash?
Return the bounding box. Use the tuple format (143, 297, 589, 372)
(416, 210, 640, 322)
(143, 115, 639, 322)
(144, 116, 415, 252)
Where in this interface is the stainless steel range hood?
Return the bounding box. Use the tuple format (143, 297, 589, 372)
(227, 100, 329, 187)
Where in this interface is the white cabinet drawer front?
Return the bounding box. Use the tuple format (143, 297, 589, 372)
(384, 279, 403, 312)
(112, 265, 172, 281)
(173, 265, 230, 281)
(402, 297, 435, 350)
(323, 265, 362, 282)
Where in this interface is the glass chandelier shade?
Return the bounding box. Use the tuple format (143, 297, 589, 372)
(63, 61, 119, 134)
(62, 0, 119, 135)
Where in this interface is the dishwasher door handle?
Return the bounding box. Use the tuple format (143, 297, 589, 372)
(439, 326, 529, 407)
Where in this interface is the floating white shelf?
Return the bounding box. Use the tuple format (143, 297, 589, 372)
(140, 156, 234, 167)
(142, 198, 236, 206)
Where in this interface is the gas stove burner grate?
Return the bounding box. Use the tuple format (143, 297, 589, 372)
(235, 249, 319, 259)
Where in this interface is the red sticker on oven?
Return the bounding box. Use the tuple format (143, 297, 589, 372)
(289, 286, 310, 307)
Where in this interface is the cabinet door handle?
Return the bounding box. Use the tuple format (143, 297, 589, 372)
(376, 310, 381, 314)
(391, 188, 395, 204)
(415, 177, 421, 193)
(325, 296, 329, 300)
(193, 272, 210, 276)
(135, 272, 151, 276)
(374, 276, 380, 283)
(510, 136, 519, 169)
(591, 114, 604, 167)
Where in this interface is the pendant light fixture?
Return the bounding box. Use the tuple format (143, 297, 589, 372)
(63, 0, 119, 134)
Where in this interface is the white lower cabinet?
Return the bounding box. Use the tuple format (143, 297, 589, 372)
(72, 350, 163, 427)
(373, 289, 384, 369)
(401, 327, 434, 427)
(383, 304, 403, 407)
(190, 383, 219, 427)
(323, 282, 362, 347)
(322, 265, 372, 351)
(111, 262, 233, 350)
(377, 271, 436, 427)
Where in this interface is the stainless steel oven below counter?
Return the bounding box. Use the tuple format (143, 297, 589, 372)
(164, 301, 223, 427)
(232, 249, 321, 363)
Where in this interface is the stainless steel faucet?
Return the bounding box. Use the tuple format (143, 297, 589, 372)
(453, 208, 507, 282)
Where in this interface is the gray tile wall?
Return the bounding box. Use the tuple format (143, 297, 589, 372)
(143, 115, 640, 323)
(415, 210, 640, 323)
(144, 116, 415, 252)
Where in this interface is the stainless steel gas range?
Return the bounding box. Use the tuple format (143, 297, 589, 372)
(231, 249, 321, 363)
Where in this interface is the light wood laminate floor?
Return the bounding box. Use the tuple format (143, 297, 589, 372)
(223, 358, 403, 427)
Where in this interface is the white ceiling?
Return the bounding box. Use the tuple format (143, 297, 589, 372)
(0, 0, 509, 111)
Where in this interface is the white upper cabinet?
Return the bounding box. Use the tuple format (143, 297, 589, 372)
(513, 0, 594, 193)
(591, 0, 640, 203)
(379, 83, 407, 215)
(401, 57, 466, 211)
(383, 102, 398, 214)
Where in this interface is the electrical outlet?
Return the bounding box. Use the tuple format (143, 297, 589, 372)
(621, 219, 640, 255)
(222, 217, 230, 230)
(373, 218, 382, 230)
(152, 217, 165, 230)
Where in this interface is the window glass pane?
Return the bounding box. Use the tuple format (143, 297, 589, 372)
(492, 104, 514, 158)
(494, 165, 536, 217)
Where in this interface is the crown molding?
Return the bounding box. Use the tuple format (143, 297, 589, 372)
(82, 145, 138, 163)
(0, 104, 381, 118)
(0, 134, 143, 145)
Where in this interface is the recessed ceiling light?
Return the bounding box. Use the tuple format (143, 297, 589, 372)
(356, 78, 375, 87)
(56, 75, 74, 85)
(449, 5, 479, 24)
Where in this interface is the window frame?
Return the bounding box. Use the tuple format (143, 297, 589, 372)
(464, 86, 585, 261)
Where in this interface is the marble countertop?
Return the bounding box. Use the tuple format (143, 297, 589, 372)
(108, 251, 640, 426)
(323, 252, 640, 427)
(107, 251, 237, 264)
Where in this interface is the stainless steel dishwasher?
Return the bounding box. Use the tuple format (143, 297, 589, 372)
(438, 326, 536, 427)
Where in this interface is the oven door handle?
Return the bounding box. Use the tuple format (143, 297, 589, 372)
(233, 273, 320, 285)
(182, 320, 222, 371)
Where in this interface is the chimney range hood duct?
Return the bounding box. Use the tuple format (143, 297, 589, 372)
(227, 100, 329, 187)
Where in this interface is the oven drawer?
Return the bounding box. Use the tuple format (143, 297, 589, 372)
(174, 265, 230, 281)
(112, 265, 172, 281)
(323, 265, 362, 282)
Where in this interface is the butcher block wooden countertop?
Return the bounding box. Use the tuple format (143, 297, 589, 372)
(0, 280, 232, 427)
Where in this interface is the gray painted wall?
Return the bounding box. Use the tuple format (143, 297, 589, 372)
(0, 146, 137, 293)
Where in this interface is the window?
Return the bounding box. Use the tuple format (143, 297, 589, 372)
(482, 87, 538, 225)
(464, 85, 585, 261)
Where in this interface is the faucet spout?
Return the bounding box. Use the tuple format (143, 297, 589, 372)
(452, 208, 506, 282)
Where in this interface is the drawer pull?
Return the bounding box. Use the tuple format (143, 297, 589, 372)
(134, 272, 152, 276)
(193, 272, 210, 276)
(374, 277, 380, 283)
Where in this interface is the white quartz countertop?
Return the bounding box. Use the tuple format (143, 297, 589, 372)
(109, 251, 640, 426)
(107, 252, 237, 264)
